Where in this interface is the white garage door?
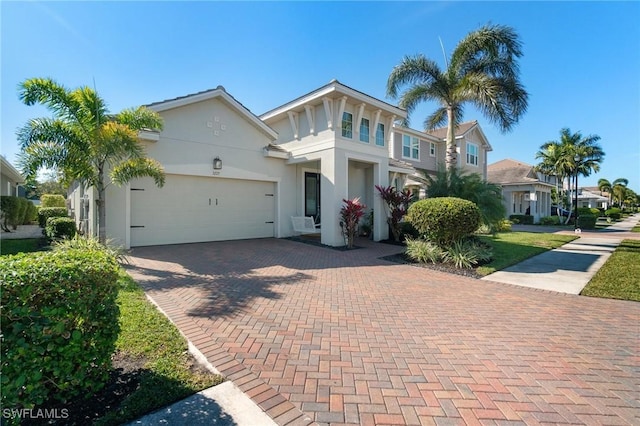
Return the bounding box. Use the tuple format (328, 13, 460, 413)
(130, 175, 275, 247)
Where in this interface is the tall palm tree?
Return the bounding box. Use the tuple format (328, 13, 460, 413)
(387, 24, 529, 171)
(18, 77, 165, 244)
(536, 142, 567, 209)
(611, 178, 629, 207)
(597, 178, 613, 205)
(536, 128, 604, 223)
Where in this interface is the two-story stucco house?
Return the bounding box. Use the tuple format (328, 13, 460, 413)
(69, 80, 418, 248)
(391, 120, 492, 197)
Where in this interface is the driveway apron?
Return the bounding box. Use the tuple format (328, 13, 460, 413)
(127, 238, 639, 425)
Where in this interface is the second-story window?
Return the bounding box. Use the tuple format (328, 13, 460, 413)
(466, 142, 479, 166)
(430, 142, 436, 157)
(342, 112, 353, 138)
(360, 118, 370, 143)
(375, 123, 385, 146)
(402, 135, 419, 160)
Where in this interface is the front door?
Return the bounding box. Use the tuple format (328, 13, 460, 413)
(305, 172, 320, 224)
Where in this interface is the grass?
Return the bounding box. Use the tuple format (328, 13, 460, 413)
(476, 232, 577, 276)
(0, 238, 45, 255)
(632, 223, 640, 233)
(581, 239, 640, 302)
(96, 272, 224, 425)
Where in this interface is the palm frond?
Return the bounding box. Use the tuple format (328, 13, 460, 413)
(386, 55, 444, 99)
(116, 106, 164, 131)
(110, 158, 165, 187)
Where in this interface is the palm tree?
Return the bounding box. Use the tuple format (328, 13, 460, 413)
(17, 77, 165, 244)
(535, 129, 604, 223)
(611, 178, 629, 207)
(597, 178, 613, 205)
(536, 142, 567, 210)
(387, 24, 528, 171)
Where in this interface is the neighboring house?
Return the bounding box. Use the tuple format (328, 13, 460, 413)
(69, 80, 416, 248)
(487, 159, 556, 223)
(398, 121, 492, 198)
(576, 188, 608, 209)
(425, 120, 492, 179)
(0, 156, 24, 197)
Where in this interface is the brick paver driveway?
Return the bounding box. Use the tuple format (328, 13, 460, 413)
(127, 238, 639, 425)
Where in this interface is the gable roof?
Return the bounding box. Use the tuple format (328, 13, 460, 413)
(0, 155, 24, 183)
(145, 86, 278, 140)
(260, 79, 406, 122)
(487, 158, 549, 186)
(426, 120, 492, 151)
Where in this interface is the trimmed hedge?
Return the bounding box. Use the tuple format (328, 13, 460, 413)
(0, 248, 120, 409)
(539, 216, 561, 226)
(40, 194, 67, 208)
(509, 214, 534, 225)
(577, 214, 597, 230)
(45, 216, 77, 239)
(38, 207, 68, 228)
(407, 197, 480, 246)
(578, 207, 600, 216)
(605, 208, 622, 220)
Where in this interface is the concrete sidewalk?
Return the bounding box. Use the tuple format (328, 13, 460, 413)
(484, 213, 639, 293)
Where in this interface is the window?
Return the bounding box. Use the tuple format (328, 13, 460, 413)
(341, 112, 353, 138)
(359, 118, 370, 143)
(402, 134, 419, 160)
(466, 142, 478, 166)
(430, 142, 436, 157)
(375, 123, 385, 146)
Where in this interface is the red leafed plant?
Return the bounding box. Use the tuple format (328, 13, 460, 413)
(340, 197, 366, 249)
(375, 185, 413, 242)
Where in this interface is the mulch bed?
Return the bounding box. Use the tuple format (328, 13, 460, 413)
(24, 352, 147, 425)
(380, 252, 483, 279)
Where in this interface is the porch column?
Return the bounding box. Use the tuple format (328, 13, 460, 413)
(372, 161, 389, 242)
(320, 149, 348, 246)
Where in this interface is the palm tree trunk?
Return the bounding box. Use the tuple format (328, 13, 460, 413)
(97, 169, 107, 244)
(445, 107, 456, 171)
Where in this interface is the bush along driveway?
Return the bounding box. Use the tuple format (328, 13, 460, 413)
(127, 238, 639, 425)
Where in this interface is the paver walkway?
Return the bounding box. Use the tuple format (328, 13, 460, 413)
(127, 238, 640, 425)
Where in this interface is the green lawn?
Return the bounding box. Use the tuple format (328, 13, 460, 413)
(632, 223, 640, 233)
(0, 238, 45, 255)
(581, 239, 640, 302)
(95, 272, 224, 425)
(476, 232, 578, 276)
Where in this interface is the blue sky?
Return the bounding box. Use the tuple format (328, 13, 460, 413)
(2, 1, 639, 191)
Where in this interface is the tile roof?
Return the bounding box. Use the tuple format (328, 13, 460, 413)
(487, 159, 540, 185)
(389, 158, 415, 171)
(427, 120, 478, 140)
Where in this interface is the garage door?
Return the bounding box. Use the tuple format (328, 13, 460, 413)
(130, 175, 275, 247)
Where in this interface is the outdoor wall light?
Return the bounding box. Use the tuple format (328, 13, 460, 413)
(213, 157, 222, 170)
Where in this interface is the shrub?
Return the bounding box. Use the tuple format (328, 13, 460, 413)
(407, 197, 480, 247)
(340, 198, 366, 249)
(0, 248, 120, 409)
(443, 238, 493, 269)
(1, 195, 20, 230)
(40, 194, 67, 208)
(54, 234, 129, 264)
(398, 221, 419, 241)
(38, 207, 68, 228)
(577, 214, 597, 230)
(578, 207, 600, 216)
(45, 216, 77, 239)
(23, 200, 38, 224)
(405, 238, 444, 264)
(605, 208, 622, 220)
(539, 216, 561, 226)
(375, 185, 412, 242)
(509, 214, 534, 225)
